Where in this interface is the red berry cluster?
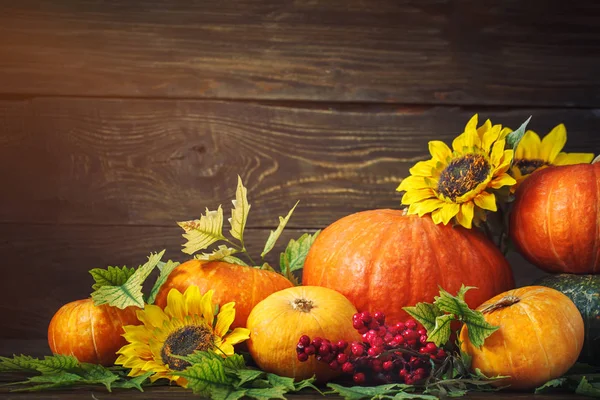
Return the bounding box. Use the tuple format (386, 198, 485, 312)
(296, 311, 447, 385)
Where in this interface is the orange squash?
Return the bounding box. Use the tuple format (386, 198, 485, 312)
(155, 259, 293, 329)
(510, 163, 600, 274)
(303, 209, 515, 323)
(47, 298, 140, 366)
(246, 286, 361, 382)
(460, 286, 584, 390)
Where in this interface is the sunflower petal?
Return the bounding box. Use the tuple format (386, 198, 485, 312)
(553, 152, 594, 165)
(477, 119, 492, 137)
(456, 202, 475, 229)
(465, 114, 478, 132)
(438, 203, 460, 225)
(164, 289, 187, 321)
(490, 174, 516, 189)
(515, 131, 542, 159)
(214, 302, 236, 337)
(540, 124, 567, 163)
(136, 305, 169, 330)
(428, 141, 452, 162)
(481, 125, 501, 153)
(409, 159, 437, 176)
(222, 327, 251, 347)
(452, 130, 480, 152)
(397, 176, 429, 192)
(408, 198, 446, 217)
(401, 188, 435, 205)
(199, 290, 216, 328)
(183, 285, 203, 317)
(474, 191, 497, 212)
(490, 140, 508, 167)
(499, 126, 512, 140)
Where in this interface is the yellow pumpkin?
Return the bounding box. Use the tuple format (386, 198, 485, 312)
(460, 286, 584, 390)
(246, 286, 361, 382)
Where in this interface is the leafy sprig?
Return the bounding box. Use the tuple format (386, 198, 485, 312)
(403, 285, 498, 348)
(174, 351, 319, 400)
(0, 355, 152, 392)
(90, 250, 174, 309)
(535, 363, 600, 398)
(177, 176, 317, 283)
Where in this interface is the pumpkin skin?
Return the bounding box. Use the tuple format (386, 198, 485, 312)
(155, 259, 293, 329)
(302, 209, 515, 323)
(535, 274, 600, 365)
(246, 286, 361, 382)
(509, 163, 600, 274)
(460, 286, 584, 390)
(48, 299, 140, 366)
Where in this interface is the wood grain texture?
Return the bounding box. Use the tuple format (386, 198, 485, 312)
(1, 1, 600, 105)
(1, 98, 599, 228)
(0, 223, 546, 340)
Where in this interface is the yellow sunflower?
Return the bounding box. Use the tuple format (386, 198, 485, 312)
(115, 286, 250, 387)
(510, 123, 594, 187)
(396, 114, 516, 229)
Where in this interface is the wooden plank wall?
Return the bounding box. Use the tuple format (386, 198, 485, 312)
(1, 1, 599, 354)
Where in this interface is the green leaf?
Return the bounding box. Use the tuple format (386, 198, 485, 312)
(178, 206, 226, 255)
(463, 313, 500, 348)
(30, 355, 80, 374)
(294, 377, 320, 393)
(179, 359, 233, 397)
(245, 387, 288, 400)
(259, 262, 277, 272)
(279, 231, 320, 285)
(146, 260, 180, 305)
(392, 392, 439, 399)
(112, 371, 154, 391)
(89, 266, 135, 291)
(576, 376, 600, 397)
(535, 378, 567, 393)
(505, 116, 532, 150)
(433, 286, 474, 317)
(92, 250, 165, 309)
(229, 175, 251, 243)
(326, 383, 410, 400)
(403, 302, 443, 332)
(266, 373, 295, 391)
(9, 373, 84, 392)
(0, 355, 37, 372)
(235, 370, 265, 387)
(455, 285, 476, 302)
(209, 387, 249, 400)
(77, 363, 120, 391)
(261, 201, 299, 258)
(195, 245, 238, 262)
(427, 314, 454, 347)
(221, 255, 249, 266)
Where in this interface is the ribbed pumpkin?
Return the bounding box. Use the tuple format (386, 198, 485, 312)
(535, 274, 600, 365)
(302, 209, 514, 323)
(155, 259, 293, 329)
(460, 286, 584, 390)
(510, 163, 600, 274)
(48, 299, 140, 366)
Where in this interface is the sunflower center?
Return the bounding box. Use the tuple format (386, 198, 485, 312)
(161, 325, 215, 371)
(513, 158, 548, 176)
(437, 154, 490, 201)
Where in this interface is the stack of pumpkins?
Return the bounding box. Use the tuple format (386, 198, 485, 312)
(509, 162, 600, 366)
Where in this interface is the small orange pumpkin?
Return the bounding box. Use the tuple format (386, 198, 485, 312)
(510, 163, 600, 274)
(246, 286, 361, 382)
(155, 259, 293, 329)
(303, 210, 515, 323)
(48, 299, 140, 366)
(460, 286, 584, 390)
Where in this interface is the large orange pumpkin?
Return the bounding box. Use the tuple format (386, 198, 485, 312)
(303, 209, 514, 323)
(460, 286, 584, 390)
(155, 259, 293, 329)
(48, 298, 140, 366)
(246, 286, 361, 382)
(510, 163, 600, 274)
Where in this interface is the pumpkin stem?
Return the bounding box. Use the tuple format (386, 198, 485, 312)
(480, 295, 520, 314)
(292, 298, 315, 313)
